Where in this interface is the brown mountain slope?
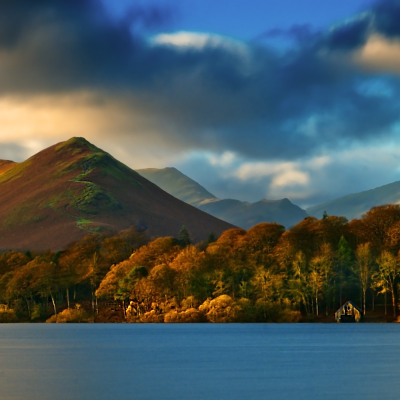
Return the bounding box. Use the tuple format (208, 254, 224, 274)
(0, 138, 234, 250)
(0, 160, 17, 175)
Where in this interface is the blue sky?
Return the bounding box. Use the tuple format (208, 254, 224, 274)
(1, 0, 400, 208)
(104, 0, 371, 40)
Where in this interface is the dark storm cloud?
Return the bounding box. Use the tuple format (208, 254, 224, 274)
(373, 0, 400, 37)
(324, 16, 371, 50)
(0, 0, 174, 92)
(1, 0, 400, 161)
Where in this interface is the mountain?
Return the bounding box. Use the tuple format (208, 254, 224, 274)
(136, 167, 308, 229)
(306, 180, 400, 220)
(0, 138, 234, 250)
(136, 167, 218, 207)
(198, 198, 308, 230)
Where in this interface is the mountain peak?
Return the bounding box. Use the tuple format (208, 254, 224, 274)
(279, 198, 292, 205)
(55, 137, 100, 153)
(0, 138, 234, 250)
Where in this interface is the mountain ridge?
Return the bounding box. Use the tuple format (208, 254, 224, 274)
(306, 180, 400, 220)
(136, 167, 218, 207)
(0, 160, 17, 176)
(199, 197, 308, 229)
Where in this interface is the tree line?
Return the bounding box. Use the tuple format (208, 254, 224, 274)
(2, 205, 400, 322)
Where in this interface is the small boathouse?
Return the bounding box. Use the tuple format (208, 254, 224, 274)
(335, 301, 362, 323)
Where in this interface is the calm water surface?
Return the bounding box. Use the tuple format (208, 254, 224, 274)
(0, 323, 399, 400)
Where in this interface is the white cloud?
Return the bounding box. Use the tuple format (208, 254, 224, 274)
(150, 31, 253, 73)
(152, 32, 215, 49)
(208, 151, 236, 167)
(234, 160, 310, 185)
(271, 169, 309, 188)
(151, 31, 248, 53)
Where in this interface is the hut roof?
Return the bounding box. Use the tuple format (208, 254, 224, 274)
(335, 301, 362, 314)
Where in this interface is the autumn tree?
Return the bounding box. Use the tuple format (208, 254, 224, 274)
(101, 227, 148, 266)
(251, 266, 284, 319)
(148, 264, 176, 298)
(96, 258, 135, 299)
(58, 251, 80, 309)
(384, 221, 400, 254)
(96, 237, 180, 301)
(274, 217, 318, 265)
(28, 258, 60, 317)
(312, 216, 348, 249)
(375, 250, 400, 318)
(237, 223, 285, 266)
(361, 205, 400, 253)
(288, 251, 312, 315)
(128, 237, 181, 270)
(170, 245, 206, 300)
(352, 243, 374, 315)
(6, 262, 37, 317)
(309, 243, 334, 316)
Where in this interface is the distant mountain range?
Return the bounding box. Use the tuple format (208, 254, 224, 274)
(199, 198, 308, 230)
(0, 138, 234, 250)
(4, 138, 398, 251)
(137, 168, 308, 229)
(138, 167, 400, 227)
(306, 180, 400, 220)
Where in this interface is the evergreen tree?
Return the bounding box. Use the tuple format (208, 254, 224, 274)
(337, 235, 353, 306)
(207, 232, 216, 244)
(322, 210, 328, 219)
(178, 225, 191, 247)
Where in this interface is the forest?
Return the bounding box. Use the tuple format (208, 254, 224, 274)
(1, 204, 400, 323)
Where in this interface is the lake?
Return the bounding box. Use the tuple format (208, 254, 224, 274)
(0, 323, 399, 400)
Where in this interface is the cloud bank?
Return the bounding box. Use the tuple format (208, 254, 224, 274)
(1, 0, 400, 207)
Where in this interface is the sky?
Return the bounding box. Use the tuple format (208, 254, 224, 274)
(1, 0, 400, 208)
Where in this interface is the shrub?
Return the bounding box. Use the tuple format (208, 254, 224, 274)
(0, 307, 18, 323)
(181, 296, 199, 310)
(199, 295, 242, 322)
(46, 308, 94, 323)
(164, 308, 206, 323)
(139, 310, 164, 323)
